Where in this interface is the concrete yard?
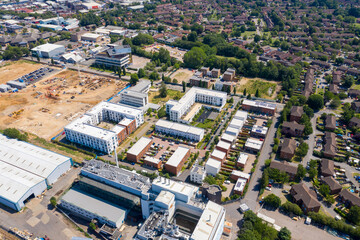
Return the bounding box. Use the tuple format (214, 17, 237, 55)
(0, 65, 127, 139)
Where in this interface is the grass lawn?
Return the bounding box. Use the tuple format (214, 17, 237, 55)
(237, 78, 277, 98)
(195, 119, 215, 129)
(242, 31, 257, 39)
(149, 89, 185, 104)
(351, 84, 360, 90)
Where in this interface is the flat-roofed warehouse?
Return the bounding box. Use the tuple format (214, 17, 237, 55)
(0, 134, 72, 211)
(164, 146, 190, 176)
(127, 137, 153, 163)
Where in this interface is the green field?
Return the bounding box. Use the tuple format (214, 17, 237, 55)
(149, 89, 185, 104)
(351, 84, 360, 90)
(237, 78, 278, 99)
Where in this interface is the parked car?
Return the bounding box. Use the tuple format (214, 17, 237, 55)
(224, 180, 230, 184)
(265, 187, 271, 191)
(282, 190, 289, 194)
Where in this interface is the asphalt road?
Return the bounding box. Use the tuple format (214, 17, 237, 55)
(242, 112, 280, 210)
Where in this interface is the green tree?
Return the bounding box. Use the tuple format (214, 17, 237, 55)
(255, 89, 260, 97)
(182, 81, 186, 92)
(263, 194, 281, 208)
(132, 33, 154, 46)
(307, 94, 324, 111)
(183, 47, 207, 69)
(330, 98, 341, 109)
(296, 142, 309, 158)
(149, 71, 159, 80)
(122, 66, 126, 76)
(137, 68, 146, 78)
(243, 88, 247, 96)
(319, 184, 330, 197)
(50, 197, 57, 207)
(308, 168, 318, 179)
(157, 107, 166, 118)
(159, 83, 167, 98)
(296, 164, 306, 180)
(254, 34, 261, 43)
(278, 227, 291, 240)
(3, 128, 28, 141)
(130, 73, 139, 85)
(187, 31, 198, 42)
(348, 206, 360, 225)
(89, 222, 96, 231)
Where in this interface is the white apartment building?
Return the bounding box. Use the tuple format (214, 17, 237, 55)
(166, 87, 227, 122)
(155, 119, 205, 142)
(120, 80, 151, 107)
(190, 165, 206, 184)
(65, 102, 143, 154)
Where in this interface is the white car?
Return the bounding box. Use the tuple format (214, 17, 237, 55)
(265, 187, 271, 191)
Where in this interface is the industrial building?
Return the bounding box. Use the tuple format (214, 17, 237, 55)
(31, 43, 65, 58)
(60, 189, 128, 228)
(77, 160, 225, 239)
(242, 99, 277, 116)
(155, 119, 205, 142)
(164, 146, 190, 176)
(95, 44, 131, 68)
(81, 33, 102, 42)
(64, 102, 143, 154)
(166, 87, 227, 123)
(0, 134, 72, 211)
(127, 137, 153, 163)
(120, 80, 151, 107)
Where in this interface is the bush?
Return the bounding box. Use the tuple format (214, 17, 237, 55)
(3, 128, 28, 141)
(281, 201, 303, 216)
(264, 194, 281, 208)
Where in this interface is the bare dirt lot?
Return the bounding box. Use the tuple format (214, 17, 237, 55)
(130, 55, 151, 70)
(0, 66, 127, 140)
(171, 68, 194, 83)
(0, 60, 44, 84)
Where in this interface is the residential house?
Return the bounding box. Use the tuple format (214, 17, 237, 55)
(322, 176, 341, 194)
(269, 161, 298, 181)
(281, 121, 305, 137)
(290, 183, 321, 213)
(280, 138, 297, 160)
(339, 189, 360, 208)
(289, 106, 303, 123)
(349, 117, 360, 128)
(323, 132, 337, 159)
(325, 115, 336, 131)
(320, 158, 335, 177)
(351, 101, 360, 113)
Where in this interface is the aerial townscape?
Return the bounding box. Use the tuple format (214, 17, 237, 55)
(1, 0, 360, 240)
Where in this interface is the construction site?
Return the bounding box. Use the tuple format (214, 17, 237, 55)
(0, 62, 128, 140)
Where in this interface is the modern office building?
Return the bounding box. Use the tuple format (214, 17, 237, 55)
(0, 134, 72, 211)
(166, 87, 227, 122)
(155, 119, 204, 142)
(31, 43, 65, 58)
(164, 146, 190, 176)
(120, 80, 151, 107)
(95, 44, 131, 68)
(64, 102, 143, 154)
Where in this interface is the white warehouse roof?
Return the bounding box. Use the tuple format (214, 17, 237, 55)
(31, 43, 64, 53)
(127, 137, 152, 156)
(0, 161, 45, 204)
(0, 134, 72, 180)
(191, 201, 225, 240)
(61, 189, 127, 225)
